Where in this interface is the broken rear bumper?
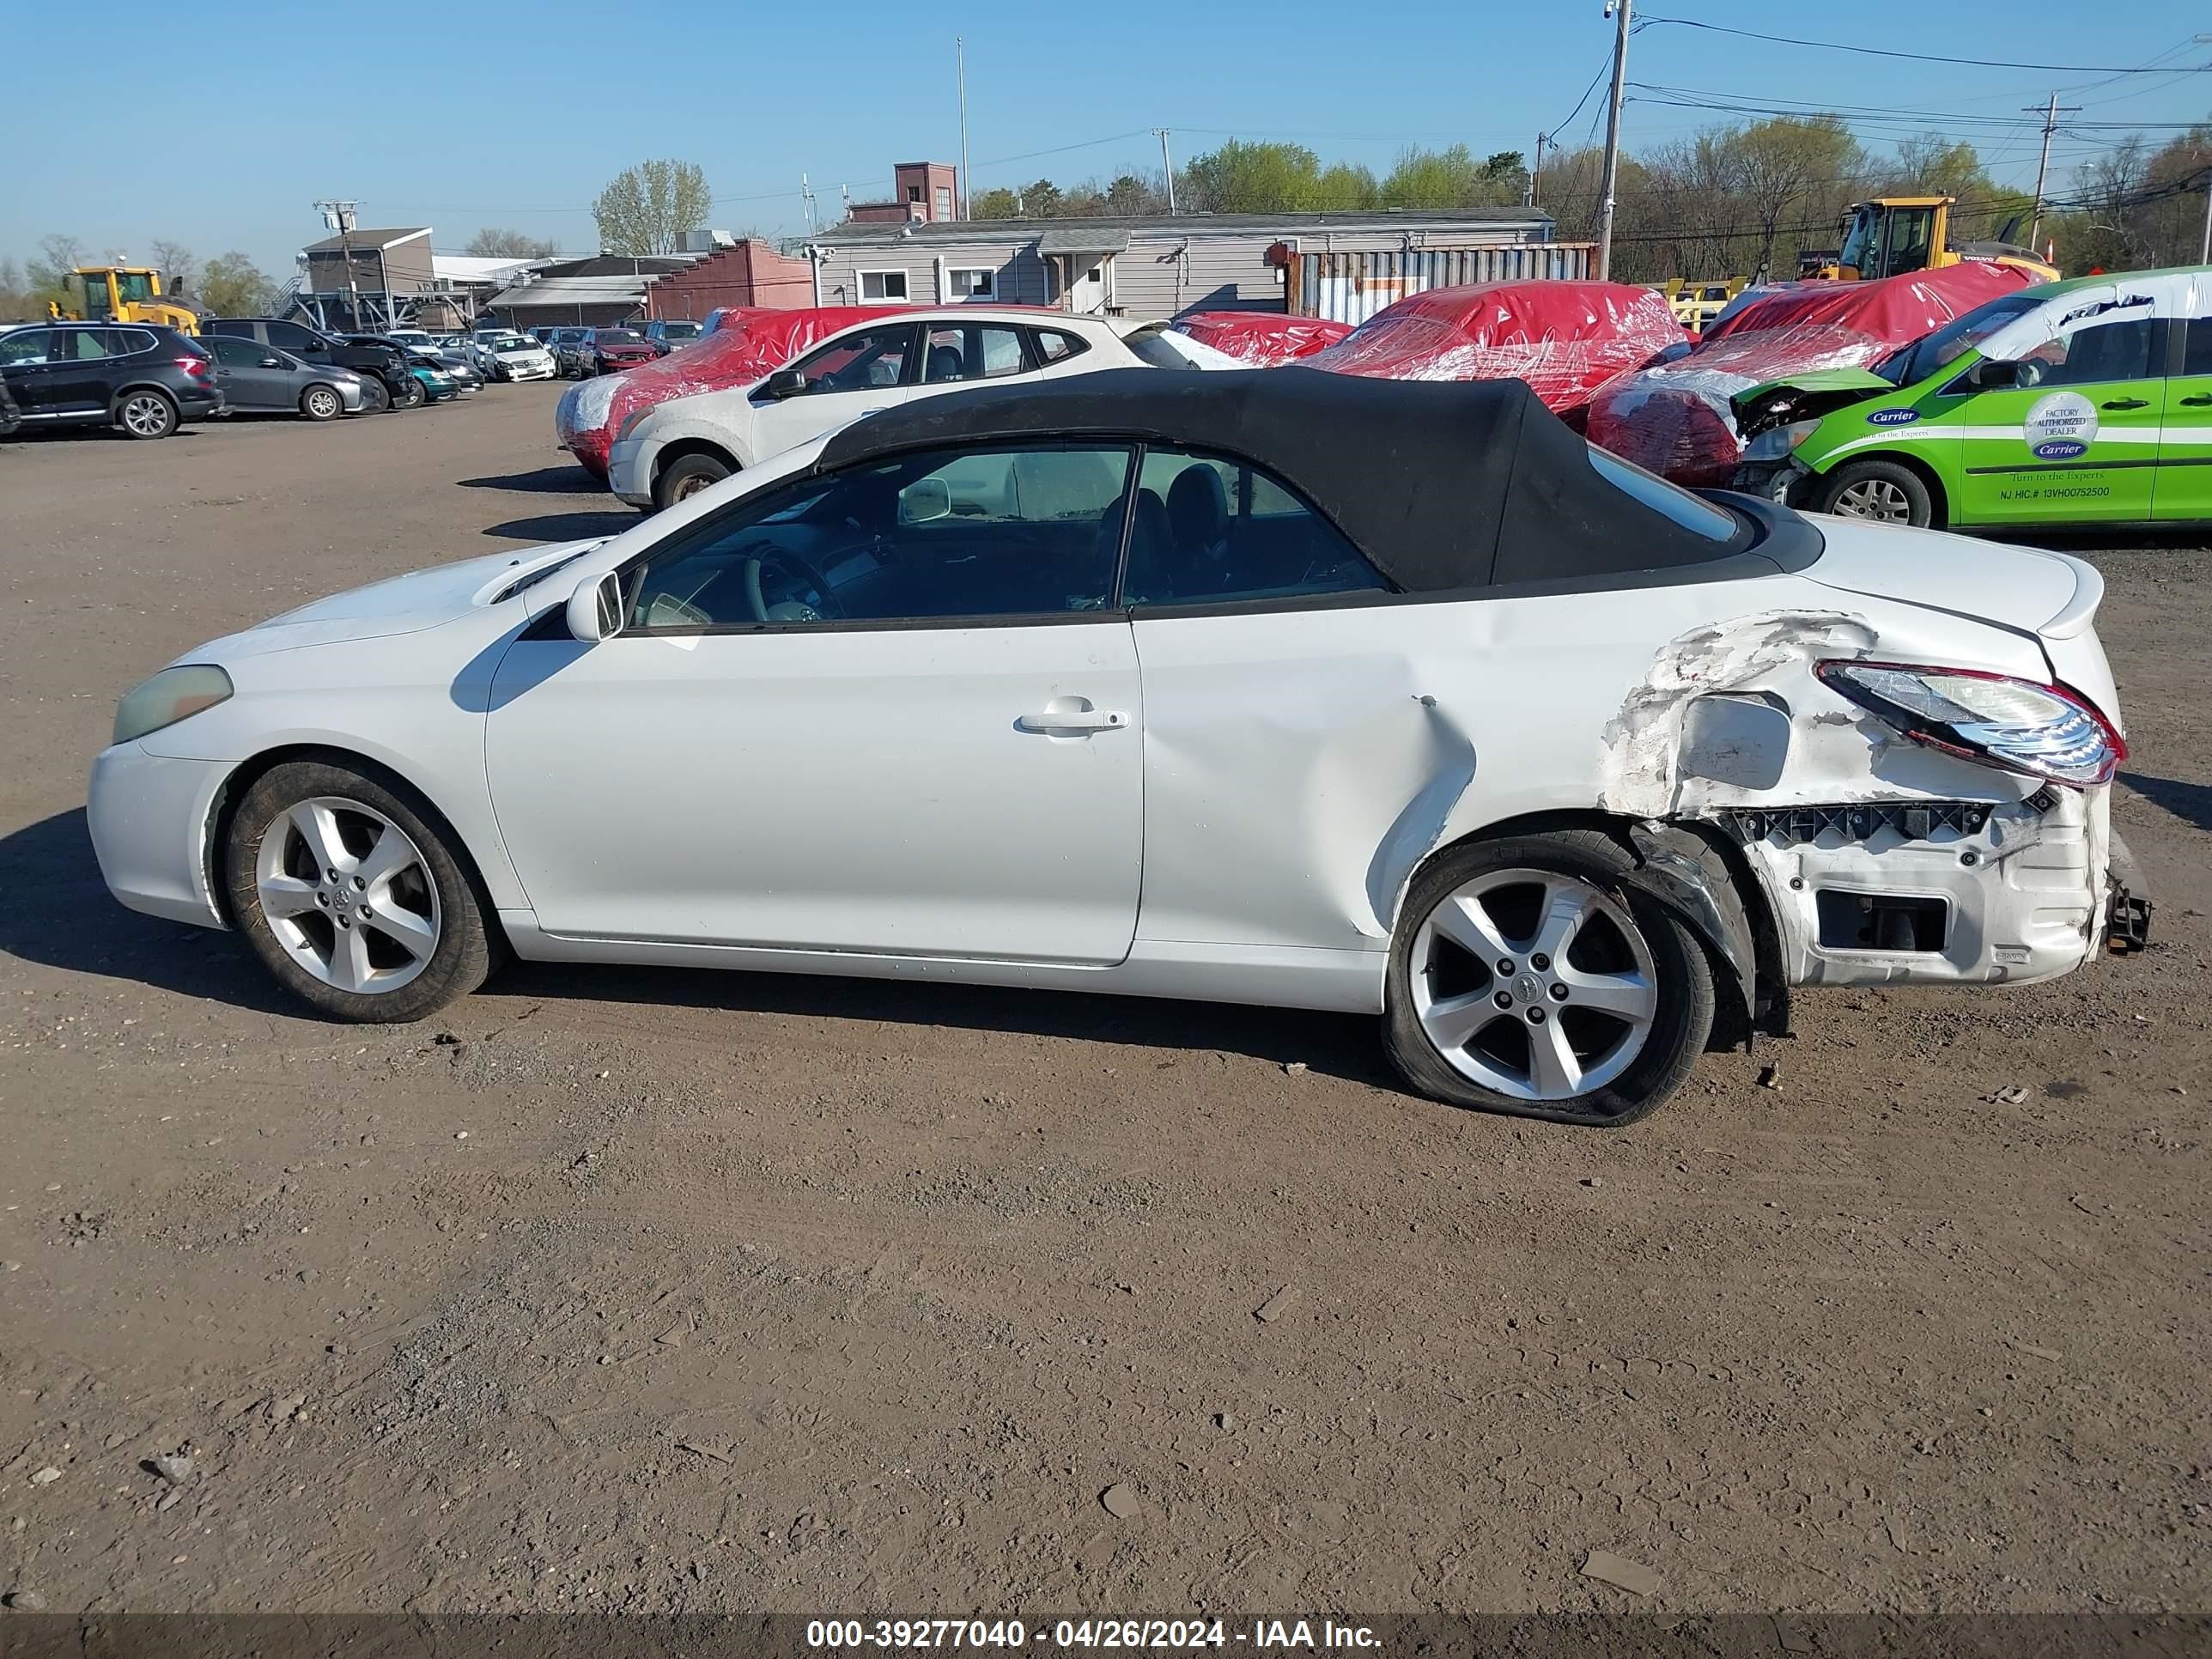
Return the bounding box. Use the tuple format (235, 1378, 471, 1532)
(1717, 784, 2128, 989)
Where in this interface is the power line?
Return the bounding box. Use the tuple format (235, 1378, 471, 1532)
(1637, 15, 2212, 75)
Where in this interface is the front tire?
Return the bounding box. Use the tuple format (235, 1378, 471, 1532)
(301, 384, 343, 422)
(1384, 830, 1714, 1127)
(222, 761, 495, 1023)
(117, 389, 178, 439)
(392, 374, 427, 410)
(653, 452, 732, 510)
(1819, 459, 1934, 528)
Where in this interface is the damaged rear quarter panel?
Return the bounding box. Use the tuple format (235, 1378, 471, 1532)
(1128, 578, 2061, 969)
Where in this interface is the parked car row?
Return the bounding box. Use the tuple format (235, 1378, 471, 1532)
(0, 314, 563, 441)
(527, 325, 665, 380)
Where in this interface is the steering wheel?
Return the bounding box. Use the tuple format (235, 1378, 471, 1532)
(738, 544, 843, 625)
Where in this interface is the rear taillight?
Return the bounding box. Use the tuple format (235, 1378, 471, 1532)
(1816, 660, 2125, 788)
(175, 356, 210, 380)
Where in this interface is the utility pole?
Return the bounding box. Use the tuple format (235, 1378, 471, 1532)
(800, 174, 816, 233)
(1594, 0, 1632, 280)
(314, 199, 360, 330)
(956, 37, 971, 219)
(1156, 129, 1177, 215)
(1530, 132, 1547, 207)
(2199, 161, 2211, 264)
(2025, 91, 2080, 248)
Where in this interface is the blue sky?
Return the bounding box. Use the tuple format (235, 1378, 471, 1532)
(3, 0, 2205, 277)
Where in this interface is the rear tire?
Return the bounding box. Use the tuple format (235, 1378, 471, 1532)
(392, 374, 427, 410)
(117, 389, 178, 440)
(301, 384, 343, 422)
(1819, 459, 1934, 528)
(1383, 830, 1714, 1127)
(222, 760, 495, 1024)
(653, 452, 733, 510)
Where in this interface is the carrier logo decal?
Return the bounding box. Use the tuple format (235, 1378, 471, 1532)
(2025, 392, 2097, 461)
(1866, 407, 1920, 426)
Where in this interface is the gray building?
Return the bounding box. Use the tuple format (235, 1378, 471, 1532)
(805, 208, 1571, 321)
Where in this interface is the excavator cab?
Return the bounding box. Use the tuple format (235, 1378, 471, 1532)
(51, 266, 200, 334)
(1808, 198, 2058, 286)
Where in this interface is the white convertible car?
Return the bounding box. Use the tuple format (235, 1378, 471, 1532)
(88, 372, 2146, 1126)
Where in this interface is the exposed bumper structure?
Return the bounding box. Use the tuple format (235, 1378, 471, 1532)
(1720, 784, 2119, 990)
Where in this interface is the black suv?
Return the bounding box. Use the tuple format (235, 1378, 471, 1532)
(200, 318, 413, 411)
(0, 323, 223, 440)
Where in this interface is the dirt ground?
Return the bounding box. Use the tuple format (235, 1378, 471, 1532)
(0, 386, 2206, 1623)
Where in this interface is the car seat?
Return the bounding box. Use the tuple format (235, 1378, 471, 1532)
(926, 344, 966, 383)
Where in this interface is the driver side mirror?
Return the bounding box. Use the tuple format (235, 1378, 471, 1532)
(1968, 357, 2019, 390)
(566, 572, 622, 643)
(763, 367, 805, 400)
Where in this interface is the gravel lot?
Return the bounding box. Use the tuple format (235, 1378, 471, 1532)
(0, 386, 2206, 1620)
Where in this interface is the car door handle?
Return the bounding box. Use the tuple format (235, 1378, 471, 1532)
(2100, 397, 2150, 410)
(2180, 394, 2212, 406)
(1017, 708, 1128, 734)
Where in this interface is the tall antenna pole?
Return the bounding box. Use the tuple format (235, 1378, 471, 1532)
(1156, 129, 1177, 214)
(1594, 0, 1632, 280)
(957, 37, 971, 219)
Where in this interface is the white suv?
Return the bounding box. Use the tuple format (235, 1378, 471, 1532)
(608, 309, 1145, 510)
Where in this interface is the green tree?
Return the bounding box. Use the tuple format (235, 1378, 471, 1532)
(1018, 179, 1064, 216)
(969, 187, 1021, 220)
(1104, 173, 1161, 214)
(465, 227, 557, 259)
(200, 252, 276, 318)
(1382, 145, 1484, 208)
(592, 159, 710, 255)
(1314, 162, 1379, 210)
(1480, 149, 1530, 203)
(1182, 140, 1324, 212)
(0, 258, 35, 322)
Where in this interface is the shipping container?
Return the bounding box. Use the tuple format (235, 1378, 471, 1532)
(1289, 244, 1598, 323)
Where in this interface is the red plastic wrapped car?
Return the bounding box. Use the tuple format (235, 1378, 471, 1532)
(1169, 312, 1353, 366)
(1299, 281, 1688, 420)
(556, 306, 906, 481)
(1583, 262, 2040, 484)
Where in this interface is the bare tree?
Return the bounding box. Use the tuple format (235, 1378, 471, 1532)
(465, 228, 556, 259)
(149, 240, 200, 298)
(592, 161, 711, 256)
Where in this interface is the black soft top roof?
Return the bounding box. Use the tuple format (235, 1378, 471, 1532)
(817, 368, 1782, 592)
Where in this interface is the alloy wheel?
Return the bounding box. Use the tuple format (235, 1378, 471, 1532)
(121, 393, 173, 436)
(254, 797, 441, 994)
(306, 386, 340, 419)
(1831, 477, 1912, 521)
(1407, 867, 1658, 1102)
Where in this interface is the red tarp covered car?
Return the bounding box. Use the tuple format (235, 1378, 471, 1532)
(1169, 312, 1352, 366)
(556, 306, 905, 481)
(1298, 281, 1688, 419)
(1583, 261, 2042, 484)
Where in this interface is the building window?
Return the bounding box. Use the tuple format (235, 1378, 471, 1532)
(858, 269, 911, 302)
(935, 185, 954, 221)
(946, 267, 995, 301)
(907, 185, 923, 203)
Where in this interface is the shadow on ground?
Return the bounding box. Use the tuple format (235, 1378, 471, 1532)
(481, 509, 639, 542)
(2121, 772, 2212, 834)
(458, 465, 600, 495)
(0, 807, 1391, 1085)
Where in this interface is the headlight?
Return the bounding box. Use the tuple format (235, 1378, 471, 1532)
(113, 665, 233, 745)
(1741, 419, 1820, 462)
(617, 408, 649, 441)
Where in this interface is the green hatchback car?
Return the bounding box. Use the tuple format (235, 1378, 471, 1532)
(1733, 266, 2212, 531)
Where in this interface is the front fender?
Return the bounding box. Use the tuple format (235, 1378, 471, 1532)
(1624, 820, 1778, 1048)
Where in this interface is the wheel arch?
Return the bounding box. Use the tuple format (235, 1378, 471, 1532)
(206, 743, 512, 952)
(106, 381, 181, 419)
(650, 435, 741, 493)
(1405, 807, 1783, 1051)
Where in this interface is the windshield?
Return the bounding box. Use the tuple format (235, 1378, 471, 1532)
(1588, 447, 1742, 542)
(1875, 291, 2045, 386)
(659, 321, 701, 339)
(597, 330, 643, 345)
(491, 336, 532, 350)
(1837, 207, 1875, 275)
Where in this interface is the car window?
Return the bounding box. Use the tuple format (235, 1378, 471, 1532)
(0, 331, 53, 366)
(113, 328, 157, 356)
(1032, 329, 1088, 365)
(921, 324, 1030, 384)
(204, 319, 251, 339)
(1588, 447, 1741, 541)
(54, 328, 112, 361)
(206, 337, 256, 366)
(2018, 315, 2157, 389)
(1121, 446, 1390, 608)
(1881, 291, 2043, 386)
(621, 443, 1134, 631)
(2185, 318, 2212, 379)
(784, 324, 917, 394)
(266, 321, 319, 351)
